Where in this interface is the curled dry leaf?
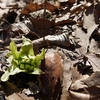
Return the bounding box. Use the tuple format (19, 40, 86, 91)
(69, 90, 90, 100)
(40, 49, 63, 100)
(71, 75, 89, 91)
(82, 71, 100, 87)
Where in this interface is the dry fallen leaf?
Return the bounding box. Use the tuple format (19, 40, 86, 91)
(69, 90, 90, 100)
(82, 71, 100, 87)
(83, 4, 98, 36)
(59, 52, 73, 100)
(40, 49, 63, 100)
(87, 54, 100, 72)
(71, 75, 89, 91)
(21, 3, 42, 15)
(21, 2, 58, 15)
(30, 18, 55, 30)
(0, 8, 9, 19)
(4, 82, 35, 100)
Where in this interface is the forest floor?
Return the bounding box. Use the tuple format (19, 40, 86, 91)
(0, 0, 100, 100)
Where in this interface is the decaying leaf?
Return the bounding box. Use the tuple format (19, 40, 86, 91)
(75, 26, 89, 53)
(29, 18, 55, 37)
(82, 71, 100, 87)
(11, 22, 30, 35)
(21, 3, 42, 15)
(71, 75, 89, 91)
(87, 54, 100, 72)
(75, 3, 99, 54)
(40, 49, 63, 100)
(4, 81, 35, 100)
(30, 18, 55, 30)
(71, 66, 82, 83)
(83, 4, 98, 33)
(59, 52, 72, 100)
(81, 72, 100, 99)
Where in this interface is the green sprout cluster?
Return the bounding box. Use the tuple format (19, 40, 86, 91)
(1, 36, 45, 82)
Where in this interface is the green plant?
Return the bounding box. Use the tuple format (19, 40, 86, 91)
(1, 36, 45, 82)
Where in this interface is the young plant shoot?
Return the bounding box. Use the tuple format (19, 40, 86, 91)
(1, 36, 45, 82)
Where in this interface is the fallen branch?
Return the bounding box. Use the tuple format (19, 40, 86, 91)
(32, 33, 75, 51)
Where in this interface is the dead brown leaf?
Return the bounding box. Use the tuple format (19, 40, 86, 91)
(30, 18, 55, 30)
(40, 49, 63, 100)
(21, 3, 41, 15)
(29, 18, 55, 37)
(21, 2, 58, 15)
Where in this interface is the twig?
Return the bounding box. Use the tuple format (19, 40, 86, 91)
(43, 0, 47, 19)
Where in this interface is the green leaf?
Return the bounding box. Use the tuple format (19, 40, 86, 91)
(31, 68, 44, 74)
(7, 55, 13, 64)
(1, 66, 23, 82)
(9, 40, 19, 59)
(19, 36, 34, 56)
(35, 48, 45, 66)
